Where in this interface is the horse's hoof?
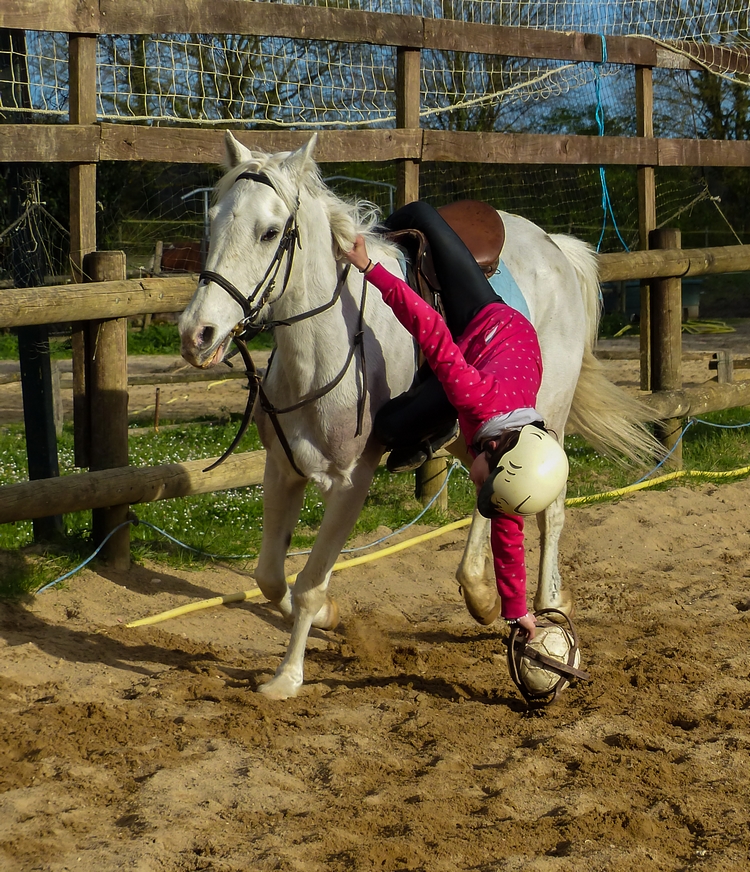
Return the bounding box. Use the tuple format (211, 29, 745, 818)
(311, 597, 340, 631)
(257, 673, 301, 700)
(459, 584, 501, 626)
(534, 591, 574, 621)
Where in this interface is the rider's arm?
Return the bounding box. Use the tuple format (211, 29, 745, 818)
(365, 262, 495, 417)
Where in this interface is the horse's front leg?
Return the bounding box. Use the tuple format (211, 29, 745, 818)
(534, 486, 573, 615)
(254, 455, 308, 621)
(456, 507, 501, 625)
(258, 458, 378, 700)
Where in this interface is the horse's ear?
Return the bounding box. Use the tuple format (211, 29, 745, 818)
(281, 134, 318, 181)
(224, 131, 255, 168)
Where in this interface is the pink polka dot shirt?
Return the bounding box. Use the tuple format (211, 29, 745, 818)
(367, 262, 543, 620)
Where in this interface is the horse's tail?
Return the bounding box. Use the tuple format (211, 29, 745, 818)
(549, 233, 600, 351)
(567, 349, 663, 464)
(550, 233, 664, 466)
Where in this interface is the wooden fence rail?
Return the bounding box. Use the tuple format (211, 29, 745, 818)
(2, 0, 744, 68)
(4, 0, 750, 543)
(0, 452, 266, 524)
(1, 243, 750, 328)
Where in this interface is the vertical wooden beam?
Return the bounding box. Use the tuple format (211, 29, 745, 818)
(649, 228, 683, 465)
(636, 66, 656, 391)
(69, 33, 98, 468)
(17, 324, 64, 542)
(396, 48, 446, 509)
(415, 450, 449, 512)
(2, 32, 63, 542)
(714, 350, 733, 384)
(84, 250, 131, 569)
(395, 47, 421, 208)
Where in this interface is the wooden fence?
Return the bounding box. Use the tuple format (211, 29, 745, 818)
(3, 0, 750, 563)
(3, 238, 750, 522)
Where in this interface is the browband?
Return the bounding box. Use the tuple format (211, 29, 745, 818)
(235, 170, 275, 189)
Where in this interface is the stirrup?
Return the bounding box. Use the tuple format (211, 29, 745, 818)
(385, 422, 459, 474)
(426, 421, 459, 456)
(386, 445, 429, 474)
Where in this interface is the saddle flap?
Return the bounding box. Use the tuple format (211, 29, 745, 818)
(385, 227, 445, 345)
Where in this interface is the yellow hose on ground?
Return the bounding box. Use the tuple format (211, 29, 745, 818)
(125, 517, 472, 628)
(125, 464, 750, 629)
(566, 463, 750, 506)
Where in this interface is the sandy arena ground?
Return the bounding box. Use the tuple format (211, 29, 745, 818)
(1, 335, 749, 871)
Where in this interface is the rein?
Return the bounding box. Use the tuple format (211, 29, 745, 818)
(199, 169, 368, 476)
(258, 265, 368, 461)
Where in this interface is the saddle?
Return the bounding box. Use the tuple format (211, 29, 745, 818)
(386, 199, 506, 314)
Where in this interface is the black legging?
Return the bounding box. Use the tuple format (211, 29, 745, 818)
(375, 201, 498, 449)
(383, 200, 497, 337)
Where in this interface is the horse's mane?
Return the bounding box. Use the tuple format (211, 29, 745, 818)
(214, 150, 399, 260)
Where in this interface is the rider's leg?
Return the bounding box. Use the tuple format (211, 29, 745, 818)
(375, 367, 458, 473)
(384, 201, 497, 337)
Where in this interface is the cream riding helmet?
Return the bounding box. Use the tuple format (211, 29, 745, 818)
(477, 424, 569, 518)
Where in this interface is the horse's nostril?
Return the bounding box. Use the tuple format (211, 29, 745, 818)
(198, 325, 215, 348)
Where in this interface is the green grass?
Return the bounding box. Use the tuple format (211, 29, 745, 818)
(0, 418, 476, 590)
(0, 331, 73, 360)
(0, 322, 275, 360)
(3, 408, 750, 598)
(127, 323, 183, 355)
(598, 311, 638, 338)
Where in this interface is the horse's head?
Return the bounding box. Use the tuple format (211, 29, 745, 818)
(179, 132, 359, 368)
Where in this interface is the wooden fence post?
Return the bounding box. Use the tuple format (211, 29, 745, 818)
(395, 46, 420, 207)
(714, 350, 734, 384)
(395, 45, 449, 511)
(649, 228, 683, 465)
(1, 33, 63, 542)
(636, 65, 656, 391)
(83, 251, 131, 569)
(69, 33, 98, 468)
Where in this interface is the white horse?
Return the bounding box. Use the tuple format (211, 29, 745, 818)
(179, 132, 657, 699)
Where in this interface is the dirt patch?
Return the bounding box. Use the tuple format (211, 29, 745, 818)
(1, 478, 750, 871)
(2, 334, 750, 870)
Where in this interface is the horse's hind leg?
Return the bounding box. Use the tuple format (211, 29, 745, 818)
(258, 458, 378, 700)
(534, 489, 573, 616)
(456, 508, 501, 625)
(254, 456, 308, 621)
(451, 437, 501, 625)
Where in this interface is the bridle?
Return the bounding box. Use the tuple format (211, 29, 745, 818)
(198, 170, 301, 342)
(198, 170, 368, 475)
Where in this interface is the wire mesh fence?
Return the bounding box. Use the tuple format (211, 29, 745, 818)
(1, 2, 750, 280)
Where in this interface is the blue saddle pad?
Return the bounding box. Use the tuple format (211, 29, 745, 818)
(396, 250, 530, 322)
(489, 258, 531, 321)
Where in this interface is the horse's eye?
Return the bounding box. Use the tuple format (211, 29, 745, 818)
(261, 228, 279, 243)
